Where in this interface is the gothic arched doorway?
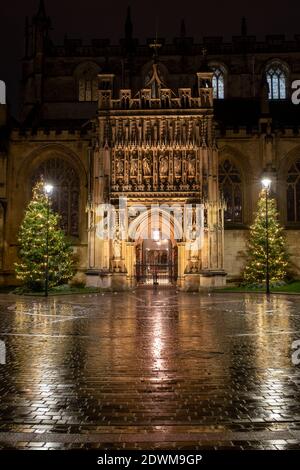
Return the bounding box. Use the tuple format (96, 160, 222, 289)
(132, 209, 179, 286)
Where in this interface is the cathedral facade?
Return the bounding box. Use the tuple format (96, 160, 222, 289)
(1, 2, 300, 288)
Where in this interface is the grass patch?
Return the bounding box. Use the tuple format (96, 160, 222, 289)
(216, 280, 300, 294)
(13, 286, 103, 296)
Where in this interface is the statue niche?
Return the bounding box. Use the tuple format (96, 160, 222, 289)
(159, 155, 169, 177)
(187, 153, 196, 178)
(130, 158, 138, 177)
(174, 153, 181, 175)
(142, 153, 152, 177)
(115, 151, 124, 176)
(113, 238, 122, 259)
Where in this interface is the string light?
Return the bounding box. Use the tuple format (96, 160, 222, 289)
(243, 190, 289, 286)
(15, 180, 75, 290)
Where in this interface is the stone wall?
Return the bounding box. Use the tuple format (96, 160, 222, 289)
(224, 229, 248, 280)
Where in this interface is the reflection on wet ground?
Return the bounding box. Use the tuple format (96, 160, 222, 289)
(0, 289, 300, 449)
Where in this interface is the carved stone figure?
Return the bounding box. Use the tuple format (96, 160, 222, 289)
(130, 159, 138, 176)
(113, 239, 121, 258)
(159, 156, 169, 176)
(174, 155, 181, 174)
(113, 228, 121, 258)
(187, 155, 196, 177)
(116, 158, 124, 175)
(143, 156, 152, 176)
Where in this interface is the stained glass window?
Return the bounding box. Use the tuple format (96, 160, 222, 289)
(266, 64, 287, 100)
(211, 67, 225, 99)
(32, 158, 80, 237)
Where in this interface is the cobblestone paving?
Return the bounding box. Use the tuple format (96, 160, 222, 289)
(0, 289, 300, 449)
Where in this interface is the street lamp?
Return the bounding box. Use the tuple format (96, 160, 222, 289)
(44, 183, 53, 297)
(261, 178, 271, 295)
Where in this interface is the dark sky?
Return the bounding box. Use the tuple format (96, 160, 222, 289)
(1, 0, 300, 115)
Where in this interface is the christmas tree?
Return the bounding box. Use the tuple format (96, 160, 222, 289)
(243, 189, 289, 286)
(15, 180, 75, 291)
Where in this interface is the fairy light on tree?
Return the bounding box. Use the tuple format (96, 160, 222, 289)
(15, 179, 75, 292)
(243, 184, 289, 288)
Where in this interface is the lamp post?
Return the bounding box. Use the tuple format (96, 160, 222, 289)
(261, 178, 271, 295)
(44, 184, 53, 297)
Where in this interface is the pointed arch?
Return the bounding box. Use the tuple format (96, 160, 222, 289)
(265, 59, 289, 100)
(32, 158, 80, 237)
(0, 80, 6, 105)
(128, 207, 183, 242)
(17, 144, 87, 238)
(218, 146, 250, 225)
(74, 61, 100, 102)
(279, 145, 300, 224)
(209, 63, 227, 99)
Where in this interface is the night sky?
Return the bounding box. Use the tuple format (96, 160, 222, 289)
(1, 0, 300, 115)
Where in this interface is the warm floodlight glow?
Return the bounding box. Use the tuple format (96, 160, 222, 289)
(153, 230, 160, 242)
(261, 178, 271, 189)
(44, 184, 54, 195)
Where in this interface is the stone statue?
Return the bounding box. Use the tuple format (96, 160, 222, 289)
(187, 155, 196, 177)
(113, 239, 121, 258)
(143, 156, 152, 176)
(160, 156, 169, 176)
(174, 155, 181, 174)
(116, 158, 124, 175)
(130, 159, 138, 176)
(113, 228, 121, 258)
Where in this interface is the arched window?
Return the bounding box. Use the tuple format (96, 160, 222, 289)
(75, 63, 99, 102)
(32, 158, 80, 237)
(219, 159, 243, 224)
(211, 67, 224, 99)
(0, 80, 6, 105)
(79, 72, 97, 102)
(266, 63, 287, 100)
(287, 160, 300, 222)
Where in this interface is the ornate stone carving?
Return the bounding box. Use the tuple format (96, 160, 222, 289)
(187, 153, 196, 177)
(113, 238, 121, 259)
(143, 154, 152, 176)
(130, 158, 138, 177)
(159, 155, 169, 176)
(174, 153, 181, 175)
(115, 152, 124, 175)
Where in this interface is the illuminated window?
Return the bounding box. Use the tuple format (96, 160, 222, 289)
(219, 159, 243, 224)
(287, 160, 300, 222)
(266, 64, 287, 100)
(0, 80, 6, 104)
(211, 67, 224, 99)
(32, 158, 80, 237)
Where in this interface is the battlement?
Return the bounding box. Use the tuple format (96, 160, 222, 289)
(98, 71, 213, 111)
(41, 34, 300, 58)
(10, 128, 84, 140)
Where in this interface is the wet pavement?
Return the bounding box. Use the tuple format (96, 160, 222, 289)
(0, 289, 300, 450)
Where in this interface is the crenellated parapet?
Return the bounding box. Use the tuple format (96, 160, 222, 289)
(98, 70, 213, 112)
